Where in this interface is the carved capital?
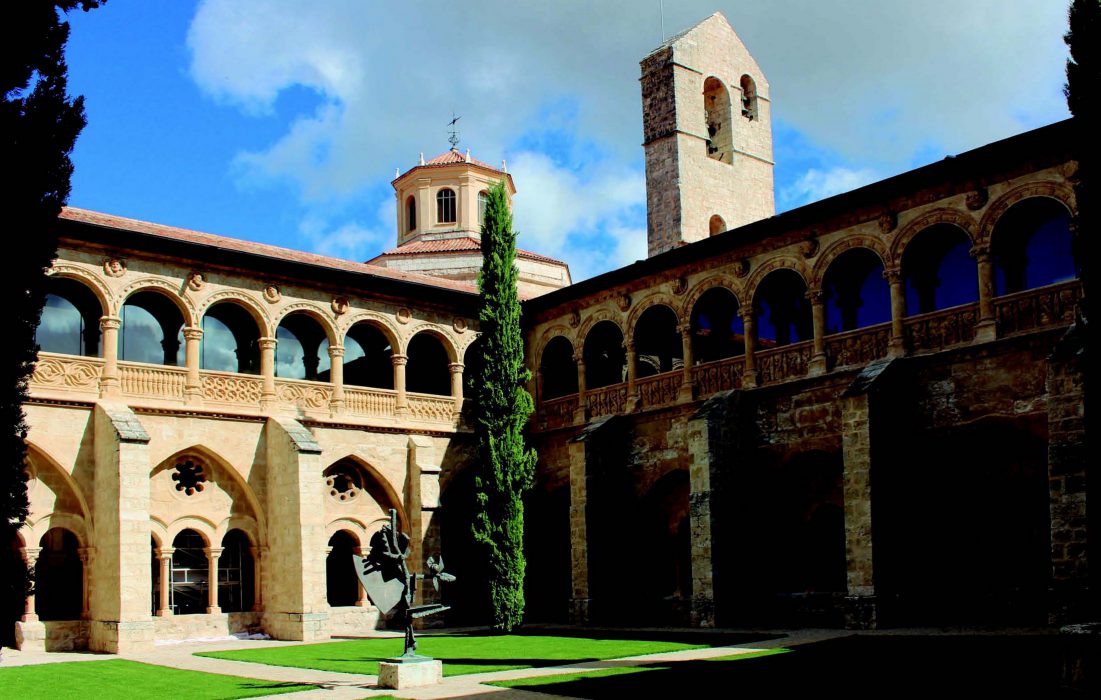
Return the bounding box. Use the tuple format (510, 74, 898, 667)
(882, 267, 903, 284)
(969, 244, 992, 262)
(677, 322, 692, 336)
(205, 547, 224, 561)
(805, 288, 824, 304)
(328, 345, 345, 359)
(258, 337, 278, 351)
(22, 546, 42, 566)
(156, 547, 175, 561)
(183, 327, 204, 341)
(391, 353, 409, 366)
(448, 362, 465, 374)
(100, 316, 122, 331)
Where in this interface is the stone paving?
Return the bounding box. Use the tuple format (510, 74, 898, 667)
(1, 628, 852, 698)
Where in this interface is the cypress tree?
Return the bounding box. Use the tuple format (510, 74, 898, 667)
(471, 179, 537, 631)
(1065, 0, 1098, 311)
(2, 1, 100, 639)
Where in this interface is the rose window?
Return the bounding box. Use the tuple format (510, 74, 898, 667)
(172, 459, 207, 496)
(325, 468, 362, 502)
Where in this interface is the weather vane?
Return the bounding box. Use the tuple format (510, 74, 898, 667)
(447, 113, 461, 150)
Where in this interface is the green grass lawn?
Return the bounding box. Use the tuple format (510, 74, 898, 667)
(197, 633, 710, 676)
(0, 659, 313, 700)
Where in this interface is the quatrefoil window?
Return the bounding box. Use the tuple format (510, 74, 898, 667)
(325, 466, 362, 502)
(172, 459, 207, 496)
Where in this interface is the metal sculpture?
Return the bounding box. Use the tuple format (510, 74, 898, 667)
(353, 508, 455, 658)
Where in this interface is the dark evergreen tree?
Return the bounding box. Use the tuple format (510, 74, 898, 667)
(2, 2, 101, 639)
(471, 180, 537, 631)
(1065, 0, 1098, 310)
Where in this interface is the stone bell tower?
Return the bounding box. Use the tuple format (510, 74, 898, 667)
(641, 12, 774, 257)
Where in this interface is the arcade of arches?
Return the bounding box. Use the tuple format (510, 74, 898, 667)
(14, 116, 1089, 650)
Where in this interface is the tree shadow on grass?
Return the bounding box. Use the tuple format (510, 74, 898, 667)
(491, 636, 1072, 699)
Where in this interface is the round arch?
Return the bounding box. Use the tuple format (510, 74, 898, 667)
(890, 208, 977, 262)
(340, 312, 402, 353)
(118, 279, 197, 328)
(198, 291, 273, 338)
(164, 516, 217, 547)
(810, 236, 890, 287)
(978, 180, 1076, 245)
(26, 512, 89, 550)
(274, 304, 340, 348)
(46, 265, 113, 317)
(216, 515, 261, 546)
(403, 325, 459, 363)
(625, 293, 681, 339)
(575, 309, 625, 355)
(745, 257, 808, 311)
(534, 324, 577, 363)
(680, 275, 743, 320)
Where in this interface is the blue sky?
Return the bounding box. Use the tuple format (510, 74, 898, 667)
(64, 1, 1071, 281)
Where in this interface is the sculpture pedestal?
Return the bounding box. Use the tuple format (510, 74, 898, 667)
(378, 656, 443, 689)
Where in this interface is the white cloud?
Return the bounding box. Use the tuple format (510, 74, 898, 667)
(185, 0, 1070, 275)
(298, 196, 395, 262)
(781, 166, 880, 208)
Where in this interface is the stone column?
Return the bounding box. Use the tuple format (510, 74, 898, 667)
(884, 268, 906, 357)
(685, 398, 725, 627)
(352, 547, 369, 607)
(206, 547, 223, 614)
(624, 341, 639, 412)
(99, 316, 122, 396)
(678, 323, 695, 402)
(841, 391, 877, 629)
(90, 403, 153, 653)
(22, 547, 41, 622)
(264, 417, 329, 641)
(449, 362, 464, 412)
(250, 546, 264, 612)
(183, 327, 204, 404)
(79, 547, 93, 619)
(14, 547, 45, 651)
(741, 311, 759, 388)
(259, 337, 277, 409)
(972, 245, 997, 342)
(573, 354, 587, 423)
(157, 548, 174, 616)
(328, 345, 345, 414)
(392, 354, 409, 415)
(808, 289, 827, 375)
(534, 369, 544, 404)
(567, 440, 591, 623)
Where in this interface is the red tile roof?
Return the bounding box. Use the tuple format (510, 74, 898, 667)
(424, 149, 498, 170)
(371, 235, 566, 265)
(59, 207, 479, 294)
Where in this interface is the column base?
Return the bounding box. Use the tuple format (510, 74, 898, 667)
(844, 595, 878, 630)
(974, 319, 998, 343)
(808, 354, 827, 376)
(15, 619, 46, 651)
(690, 597, 715, 628)
(155, 609, 173, 617)
(677, 382, 695, 403)
(328, 400, 344, 417)
(88, 619, 155, 653)
(184, 388, 203, 406)
(206, 606, 222, 615)
(625, 394, 640, 413)
(887, 338, 906, 358)
(569, 597, 591, 625)
(261, 611, 331, 642)
(742, 370, 759, 388)
(573, 408, 588, 424)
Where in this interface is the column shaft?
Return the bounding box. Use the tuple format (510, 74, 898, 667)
(99, 316, 121, 396)
(392, 354, 408, 415)
(808, 290, 827, 375)
(259, 337, 277, 408)
(328, 345, 345, 413)
(183, 327, 203, 404)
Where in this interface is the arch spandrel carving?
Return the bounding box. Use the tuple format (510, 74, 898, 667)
(977, 180, 1077, 245)
(810, 235, 891, 287)
(46, 263, 114, 316)
(890, 207, 977, 262)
